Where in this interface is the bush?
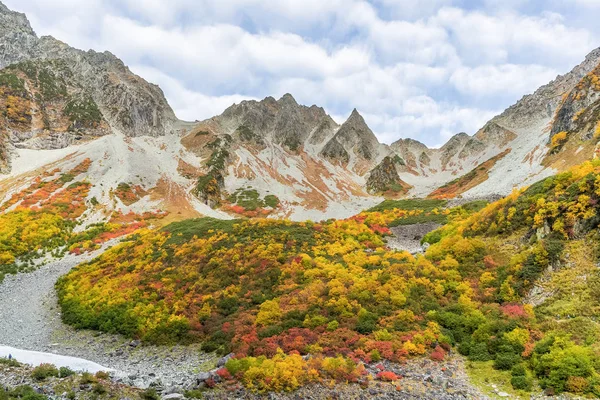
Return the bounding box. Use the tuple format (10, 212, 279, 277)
(92, 383, 107, 395)
(31, 364, 59, 381)
(566, 376, 589, 393)
(6, 385, 48, 400)
(511, 375, 532, 391)
(493, 352, 521, 371)
(59, 367, 75, 378)
(370, 349, 381, 362)
(376, 371, 399, 381)
(468, 342, 491, 361)
(140, 388, 159, 400)
(511, 364, 526, 377)
(95, 371, 110, 380)
(183, 389, 205, 399)
(0, 357, 21, 367)
(79, 372, 97, 384)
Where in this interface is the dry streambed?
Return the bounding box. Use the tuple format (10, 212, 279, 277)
(0, 245, 215, 391)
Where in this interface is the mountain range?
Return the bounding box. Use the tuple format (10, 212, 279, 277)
(2, 1, 600, 222)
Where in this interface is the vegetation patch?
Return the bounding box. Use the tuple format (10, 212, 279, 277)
(224, 188, 281, 216)
(64, 95, 103, 130)
(367, 198, 447, 213)
(114, 182, 148, 205)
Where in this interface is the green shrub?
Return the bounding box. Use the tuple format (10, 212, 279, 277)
(7, 385, 48, 400)
(264, 195, 280, 208)
(31, 364, 59, 381)
(92, 383, 107, 395)
(58, 366, 75, 378)
(370, 349, 381, 362)
(356, 309, 378, 334)
(368, 199, 447, 213)
(95, 371, 110, 380)
(511, 364, 526, 376)
(511, 375, 532, 391)
(183, 389, 205, 399)
(79, 372, 97, 384)
(468, 342, 492, 361)
(140, 388, 159, 400)
(0, 357, 21, 367)
(493, 352, 521, 370)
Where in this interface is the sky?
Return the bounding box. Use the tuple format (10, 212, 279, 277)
(5, 0, 600, 147)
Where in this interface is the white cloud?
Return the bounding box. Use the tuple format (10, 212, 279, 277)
(2, 0, 598, 147)
(450, 64, 559, 97)
(129, 65, 255, 122)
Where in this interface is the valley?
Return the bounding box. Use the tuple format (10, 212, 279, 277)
(3, 1, 600, 399)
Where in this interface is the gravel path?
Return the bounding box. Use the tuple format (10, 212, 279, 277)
(0, 243, 215, 391)
(0, 251, 93, 350)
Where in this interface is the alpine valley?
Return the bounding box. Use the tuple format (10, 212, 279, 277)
(4, 2, 600, 400)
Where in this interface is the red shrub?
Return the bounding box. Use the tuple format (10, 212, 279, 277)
(430, 345, 445, 361)
(376, 371, 399, 381)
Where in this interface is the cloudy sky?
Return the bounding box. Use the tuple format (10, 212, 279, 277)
(5, 0, 600, 146)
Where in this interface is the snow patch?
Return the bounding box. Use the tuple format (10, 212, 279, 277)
(0, 346, 113, 373)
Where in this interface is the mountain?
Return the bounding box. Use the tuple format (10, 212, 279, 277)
(0, 2, 176, 169)
(2, 1, 600, 223)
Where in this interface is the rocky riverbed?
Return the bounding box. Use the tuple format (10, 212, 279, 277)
(385, 222, 442, 254)
(0, 244, 215, 391)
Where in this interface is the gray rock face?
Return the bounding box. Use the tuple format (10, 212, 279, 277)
(307, 114, 338, 145)
(320, 137, 350, 164)
(218, 93, 330, 151)
(498, 47, 600, 131)
(322, 108, 381, 163)
(0, 1, 177, 146)
(0, 3, 38, 69)
(549, 62, 600, 143)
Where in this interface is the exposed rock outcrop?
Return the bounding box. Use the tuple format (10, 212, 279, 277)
(321, 109, 382, 167)
(366, 155, 410, 194)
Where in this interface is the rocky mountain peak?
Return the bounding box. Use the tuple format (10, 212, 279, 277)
(278, 93, 298, 106)
(496, 46, 600, 129)
(0, 2, 33, 34)
(320, 108, 382, 166)
(210, 94, 332, 151)
(390, 137, 428, 151)
(348, 107, 364, 121)
(0, 1, 38, 69)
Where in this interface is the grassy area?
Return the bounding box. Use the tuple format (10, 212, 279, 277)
(162, 217, 239, 245)
(466, 361, 534, 399)
(367, 198, 447, 213)
(459, 200, 489, 214)
(388, 213, 448, 227)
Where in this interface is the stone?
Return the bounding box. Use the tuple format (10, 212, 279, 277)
(197, 372, 212, 382)
(162, 394, 184, 400)
(216, 353, 234, 367)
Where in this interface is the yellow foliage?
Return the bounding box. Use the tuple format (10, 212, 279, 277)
(550, 131, 568, 150)
(255, 299, 282, 326)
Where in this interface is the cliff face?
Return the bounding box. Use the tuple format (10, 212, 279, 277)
(0, 59, 111, 152)
(0, 2, 177, 147)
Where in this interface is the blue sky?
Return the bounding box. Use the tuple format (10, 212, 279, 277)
(5, 0, 600, 146)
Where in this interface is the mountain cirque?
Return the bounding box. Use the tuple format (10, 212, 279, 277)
(2, 1, 600, 222)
